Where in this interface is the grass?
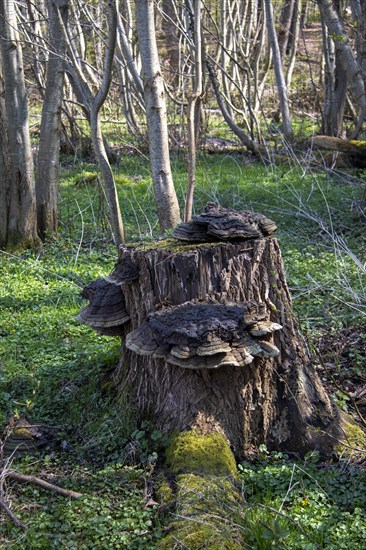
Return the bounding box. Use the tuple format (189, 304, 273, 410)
(1, 151, 365, 547)
(238, 450, 366, 549)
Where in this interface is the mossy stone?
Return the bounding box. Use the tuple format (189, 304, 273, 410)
(165, 430, 237, 476)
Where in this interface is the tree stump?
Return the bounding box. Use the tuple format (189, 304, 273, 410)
(78, 204, 341, 458)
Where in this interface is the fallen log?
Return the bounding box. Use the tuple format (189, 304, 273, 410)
(312, 136, 366, 167)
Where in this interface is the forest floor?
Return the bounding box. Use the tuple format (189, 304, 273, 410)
(1, 150, 366, 548)
(319, 327, 366, 422)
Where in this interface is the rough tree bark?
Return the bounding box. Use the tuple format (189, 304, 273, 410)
(36, 0, 69, 240)
(78, 205, 341, 459)
(0, 0, 40, 249)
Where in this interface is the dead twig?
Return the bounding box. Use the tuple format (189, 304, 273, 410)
(0, 498, 25, 529)
(7, 471, 83, 499)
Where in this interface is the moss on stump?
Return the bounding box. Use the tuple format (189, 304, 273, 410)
(158, 474, 244, 549)
(335, 412, 366, 459)
(165, 431, 237, 476)
(158, 431, 244, 549)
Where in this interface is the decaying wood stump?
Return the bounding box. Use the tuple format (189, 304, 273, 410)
(78, 204, 341, 458)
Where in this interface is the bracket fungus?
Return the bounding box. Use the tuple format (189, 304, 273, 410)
(77, 279, 130, 336)
(125, 300, 282, 369)
(104, 248, 139, 285)
(173, 202, 277, 242)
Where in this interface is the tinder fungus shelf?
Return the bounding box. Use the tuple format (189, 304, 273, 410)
(78, 204, 341, 458)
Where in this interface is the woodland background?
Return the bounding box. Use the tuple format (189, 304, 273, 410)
(1, 0, 366, 548)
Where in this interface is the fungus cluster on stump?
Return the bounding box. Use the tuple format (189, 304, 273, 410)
(78, 203, 341, 458)
(126, 301, 282, 369)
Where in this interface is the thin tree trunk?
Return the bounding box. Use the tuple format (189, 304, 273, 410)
(264, 0, 294, 141)
(321, 17, 335, 135)
(318, 0, 366, 136)
(90, 108, 125, 245)
(0, 67, 10, 248)
(278, 0, 296, 59)
(184, 0, 203, 222)
(116, 12, 144, 99)
(207, 60, 260, 154)
(161, 0, 180, 85)
(57, 0, 125, 245)
(135, 0, 181, 231)
(0, 0, 39, 248)
(36, 0, 69, 240)
(285, 0, 301, 88)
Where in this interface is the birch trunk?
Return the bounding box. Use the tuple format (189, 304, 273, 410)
(264, 0, 294, 141)
(135, 0, 181, 231)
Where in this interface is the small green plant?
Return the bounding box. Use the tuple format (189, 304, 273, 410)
(128, 421, 170, 466)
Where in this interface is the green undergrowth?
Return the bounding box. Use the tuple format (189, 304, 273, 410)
(0, 243, 135, 462)
(238, 451, 366, 549)
(157, 439, 366, 549)
(1, 153, 366, 546)
(1, 458, 160, 549)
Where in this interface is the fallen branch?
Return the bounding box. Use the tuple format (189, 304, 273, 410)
(0, 498, 25, 529)
(7, 471, 83, 499)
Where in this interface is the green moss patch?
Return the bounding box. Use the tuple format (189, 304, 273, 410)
(159, 432, 242, 548)
(158, 474, 244, 550)
(335, 412, 366, 458)
(133, 238, 220, 254)
(165, 430, 237, 476)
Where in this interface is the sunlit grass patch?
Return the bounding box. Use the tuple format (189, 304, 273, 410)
(239, 453, 366, 549)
